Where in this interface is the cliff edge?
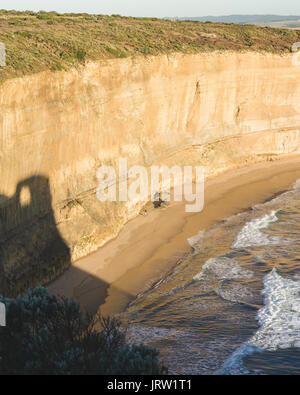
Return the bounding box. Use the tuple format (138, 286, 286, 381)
(1, 14, 300, 294)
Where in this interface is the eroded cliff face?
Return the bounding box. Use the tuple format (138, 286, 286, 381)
(1, 51, 300, 294)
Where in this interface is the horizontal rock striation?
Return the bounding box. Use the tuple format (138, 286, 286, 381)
(1, 51, 300, 294)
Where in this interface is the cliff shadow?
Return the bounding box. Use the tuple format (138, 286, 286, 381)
(48, 264, 133, 316)
(0, 175, 132, 316)
(0, 175, 72, 297)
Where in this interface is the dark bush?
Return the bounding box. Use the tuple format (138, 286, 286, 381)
(75, 48, 87, 62)
(0, 287, 167, 375)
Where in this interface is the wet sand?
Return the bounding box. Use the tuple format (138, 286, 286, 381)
(48, 154, 300, 316)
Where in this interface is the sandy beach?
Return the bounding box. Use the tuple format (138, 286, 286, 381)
(48, 154, 300, 316)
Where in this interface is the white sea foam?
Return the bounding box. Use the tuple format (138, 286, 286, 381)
(217, 269, 300, 374)
(216, 342, 261, 375)
(193, 256, 254, 282)
(252, 269, 300, 351)
(292, 178, 300, 190)
(231, 211, 280, 249)
(187, 230, 205, 250)
(215, 283, 256, 305)
(193, 256, 256, 306)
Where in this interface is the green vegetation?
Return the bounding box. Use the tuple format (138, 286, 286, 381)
(0, 287, 167, 375)
(0, 10, 300, 83)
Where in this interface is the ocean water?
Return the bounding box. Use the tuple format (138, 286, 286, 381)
(122, 179, 300, 375)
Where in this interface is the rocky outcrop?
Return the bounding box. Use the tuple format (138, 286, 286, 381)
(1, 51, 300, 294)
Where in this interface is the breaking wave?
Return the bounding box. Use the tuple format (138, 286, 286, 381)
(217, 269, 300, 374)
(193, 256, 254, 282)
(231, 211, 281, 249)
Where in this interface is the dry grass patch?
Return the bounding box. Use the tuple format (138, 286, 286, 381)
(0, 10, 300, 83)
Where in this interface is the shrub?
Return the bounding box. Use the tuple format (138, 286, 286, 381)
(0, 287, 167, 375)
(106, 47, 128, 58)
(75, 48, 87, 62)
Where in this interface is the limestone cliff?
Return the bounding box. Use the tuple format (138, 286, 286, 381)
(1, 51, 300, 295)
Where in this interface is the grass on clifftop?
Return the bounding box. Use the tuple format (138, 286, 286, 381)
(1, 10, 300, 83)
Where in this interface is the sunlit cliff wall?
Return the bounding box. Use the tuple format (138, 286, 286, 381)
(1, 51, 300, 294)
